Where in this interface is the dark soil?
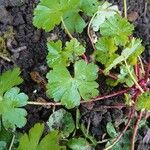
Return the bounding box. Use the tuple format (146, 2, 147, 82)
(0, 0, 150, 149)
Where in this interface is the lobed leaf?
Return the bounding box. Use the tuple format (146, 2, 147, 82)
(46, 60, 99, 109)
(136, 92, 150, 110)
(100, 14, 134, 46)
(18, 123, 63, 150)
(92, 1, 120, 31)
(0, 68, 23, 95)
(47, 109, 75, 138)
(47, 38, 85, 68)
(0, 87, 28, 130)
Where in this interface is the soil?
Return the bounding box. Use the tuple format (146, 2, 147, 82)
(0, 0, 150, 149)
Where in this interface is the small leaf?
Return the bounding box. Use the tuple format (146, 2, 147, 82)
(18, 123, 63, 150)
(100, 14, 134, 46)
(68, 138, 93, 150)
(91, 1, 120, 31)
(95, 37, 118, 67)
(46, 60, 99, 109)
(47, 109, 75, 138)
(0, 68, 23, 95)
(136, 92, 150, 110)
(33, 0, 80, 32)
(47, 39, 85, 68)
(105, 38, 143, 73)
(0, 141, 6, 150)
(80, 0, 99, 16)
(106, 122, 118, 138)
(0, 87, 28, 130)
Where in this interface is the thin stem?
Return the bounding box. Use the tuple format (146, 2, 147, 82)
(81, 88, 130, 104)
(99, 68, 118, 80)
(97, 139, 109, 144)
(138, 56, 145, 75)
(124, 60, 144, 93)
(104, 108, 133, 150)
(131, 111, 143, 150)
(87, 12, 97, 51)
(27, 101, 61, 106)
(9, 135, 15, 150)
(144, 63, 150, 81)
(123, 0, 127, 18)
(61, 17, 73, 39)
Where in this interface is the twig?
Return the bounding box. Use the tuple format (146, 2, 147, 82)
(104, 108, 133, 150)
(131, 111, 143, 150)
(27, 101, 61, 106)
(61, 17, 73, 39)
(9, 135, 15, 150)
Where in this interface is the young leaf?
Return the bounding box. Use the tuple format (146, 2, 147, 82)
(100, 14, 134, 46)
(105, 38, 143, 73)
(106, 122, 118, 138)
(46, 60, 99, 109)
(33, 0, 80, 32)
(95, 37, 118, 67)
(0, 68, 23, 95)
(136, 92, 150, 110)
(0, 87, 28, 130)
(47, 39, 85, 68)
(91, 1, 120, 31)
(63, 11, 86, 33)
(80, 0, 99, 16)
(47, 109, 75, 138)
(18, 123, 63, 150)
(67, 138, 92, 150)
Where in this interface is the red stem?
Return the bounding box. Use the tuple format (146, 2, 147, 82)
(131, 111, 143, 150)
(99, 68, 118, 80)
(81, 88, 130, 104)
(104, 108, 134, 150)
(82, 54, 88, 63)
(144, 63, 150, 81)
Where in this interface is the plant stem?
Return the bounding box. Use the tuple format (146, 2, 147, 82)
(87, 12, 97, 51)
(124, 60, 144, 93)
(138, 56, 145, 75)
(27, 101, 61, 106)
(131, 111, 143, 150)
(99, 68, 118, 80)
(81, 88, 130, 104)
(9, 135, 15, 150)
(104, 108, 133, 150)
(123, 0, 127, 18)
(144, 63, 150, 81)
(61, 17, 73, 39)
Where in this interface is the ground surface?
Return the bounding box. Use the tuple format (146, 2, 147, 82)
(0, 0, 149, 149)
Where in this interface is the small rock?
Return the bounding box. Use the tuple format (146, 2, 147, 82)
(127, 11, 139, 22)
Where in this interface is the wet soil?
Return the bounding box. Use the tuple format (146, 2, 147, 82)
(0, 0, 150, 149)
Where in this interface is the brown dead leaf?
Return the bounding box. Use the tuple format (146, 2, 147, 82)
(127, 11, 139, 22)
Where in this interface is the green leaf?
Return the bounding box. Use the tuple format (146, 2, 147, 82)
(0, 87, 28, 130)
(91, 1, 120, 31)
(33, 0, 80, 32)
(63, 11, 86, 33)
(18, 123, 63, 150)
(105, 38, 143, 73)
(46, 60, 99, 109)
(100, 14, 134, 46)
(0, 141, 6, 150)
(106, 122, 118, 138)
(47, 109, 75, 138)
(95, 37, 118, 67)
(136, 92, 150, 110)
(80, 0, 99, 16)
(47, 39, 85, 68)
(67, 138, 92, 150)
(0, 68, 23, 95)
